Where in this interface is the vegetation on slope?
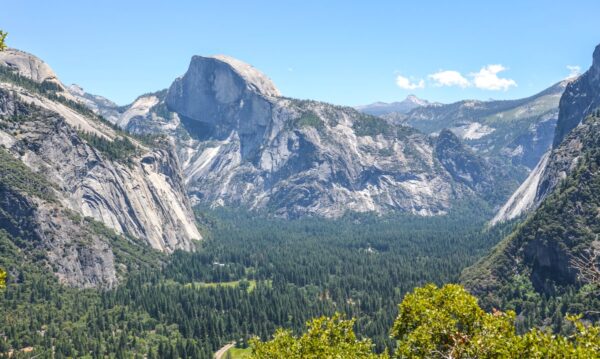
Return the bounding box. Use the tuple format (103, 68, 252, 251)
(77, 131, 140, 164)
(0, 147, 56, 202)
(0, 206, 513, 357)
(462, 113, 600, 332)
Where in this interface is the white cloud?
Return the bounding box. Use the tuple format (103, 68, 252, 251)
(395, 75, 425, 90)
(471, 64, 517, 91)
(566, 65, 581, 79)
(428, 70, 470, 88)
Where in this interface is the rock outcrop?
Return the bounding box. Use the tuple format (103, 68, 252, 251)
(492, 44, 600, 225)
(463, 44, 600, 314)
(553, 44, 600, 147)
(0, 48, 65, 90)
(0, 50, 202, 287)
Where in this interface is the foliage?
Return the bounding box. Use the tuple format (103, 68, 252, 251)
(250, 314, 388, 359)
(227, 346, 252, 358)
(391, 284, 600, 358)
(0, 30, 7, 51)
(77, 131, 139, 163)
(0, 147, 56, 202)
(0, 205, 508, 357)
(290, 112, 325, 130)
(462, 114, 600, 330)
(248, 284, 599, 358)
(0, 268, 5, 289)
(353, 114, 393, 137)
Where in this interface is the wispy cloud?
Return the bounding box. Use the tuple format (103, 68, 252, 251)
(471, 65, 516, 91)
(395, 75, 425, 90)
(428, 70, 470, 88)
(566, 65, 581, 79)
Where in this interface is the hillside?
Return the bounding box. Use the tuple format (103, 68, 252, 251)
(0, 49, 201, 287)
(463, 105, 600, 331)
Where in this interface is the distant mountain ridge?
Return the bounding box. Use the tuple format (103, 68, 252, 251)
(76, 55, 520, 218)
(384, 81, 568, 171)
(356, 95, 433, 116)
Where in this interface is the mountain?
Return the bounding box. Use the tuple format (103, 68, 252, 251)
(553, 45, 600, 147)
(356, 95, 431, 116)
(99, 55, 519, 218)
(67, 83, 122, 123)
(385, 82, 568, 171)
(462, 44, 600, 326)
(492, 45, 600, 225)
(0, 49, 201, 287)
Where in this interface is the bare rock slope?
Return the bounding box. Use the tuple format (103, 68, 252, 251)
(108, 55, 518, 218)
(0, 50, 201, 287)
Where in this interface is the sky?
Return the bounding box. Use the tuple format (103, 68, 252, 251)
(2, 1, 599, 106)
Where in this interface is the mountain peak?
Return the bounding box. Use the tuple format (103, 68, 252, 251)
(593, 43, 600, 68)
(206, 54, 281, 97)
(0, 48, 65, 90)
(356, 95, 430, 116)
(405, 94, 429, 106)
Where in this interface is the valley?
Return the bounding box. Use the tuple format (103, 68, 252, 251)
(0, 9, 599, 357)
(0, 206, 513, 356)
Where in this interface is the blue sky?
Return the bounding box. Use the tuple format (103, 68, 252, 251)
(2, 1, 599, 106)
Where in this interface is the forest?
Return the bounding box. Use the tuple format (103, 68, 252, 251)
(0, 205, 517, 358)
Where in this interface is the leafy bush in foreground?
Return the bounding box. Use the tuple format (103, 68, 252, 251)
(251, 284, 600, 358)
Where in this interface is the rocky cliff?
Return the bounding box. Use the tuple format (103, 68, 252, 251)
(463, 114, 600, 299)
(492, 45, 600, 224)
(0, 50, 201, 287)
(104, 55, 519, 218)
(553, 44, 600, 147)
(462, 43, 600, 318)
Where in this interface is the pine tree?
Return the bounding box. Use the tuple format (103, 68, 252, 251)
(0, 30, 7, 51)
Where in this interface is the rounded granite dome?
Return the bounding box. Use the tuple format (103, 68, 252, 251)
(0, 48, 65, 90)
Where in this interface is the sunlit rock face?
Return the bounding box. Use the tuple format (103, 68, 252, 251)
(111, 55, 516, 218)
(0, 50, 202, 287)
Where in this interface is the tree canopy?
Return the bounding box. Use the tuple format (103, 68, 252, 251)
(250, 314, 388, 359)
(250, 284, 600, 358)
(0, 30, 7, 51)
(0, 268, 5, 289)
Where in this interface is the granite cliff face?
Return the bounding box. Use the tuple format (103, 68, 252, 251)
(553, 44, 600, 147)
(463, 44, 600, 312)
(166, 55, 279, 161)
(492, 44, 600, 224)
(0, 50, 201, 287)
(104, 55, 518, 218)
(0, 48, 64, 90)
(463, 114, 600, 302)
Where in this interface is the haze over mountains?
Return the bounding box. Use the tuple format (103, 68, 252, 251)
(356, 95, 433, 116)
